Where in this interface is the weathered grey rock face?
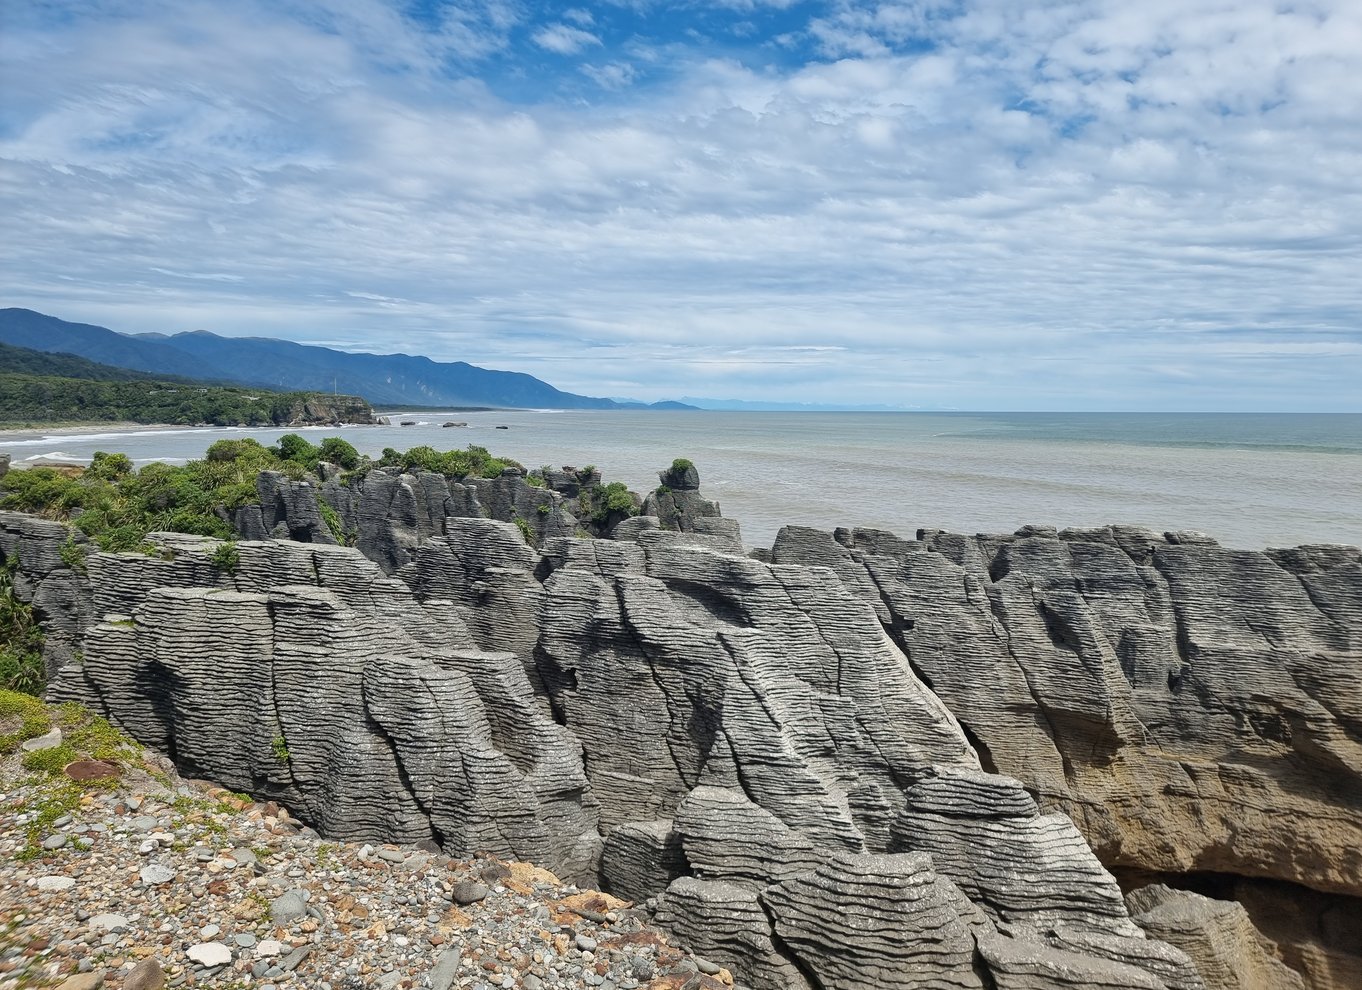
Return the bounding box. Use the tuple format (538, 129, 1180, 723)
(234, 464, 653, 568)
(770, 522, 1362, 989)
(1125, 885, 1304, 990)
(5, 488, 1355, 990)
(641, 462, 723, 535)
(38, 534, 599, 880)
(770, 524, 1362, 897)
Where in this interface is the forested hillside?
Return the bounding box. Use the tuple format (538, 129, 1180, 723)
(0, 371, 375, 427)
(0, 341, 179, 381)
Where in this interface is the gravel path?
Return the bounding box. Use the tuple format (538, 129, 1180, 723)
(1, 750, 733, 990)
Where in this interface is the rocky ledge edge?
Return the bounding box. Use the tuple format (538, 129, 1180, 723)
(1, 695, 734, 990)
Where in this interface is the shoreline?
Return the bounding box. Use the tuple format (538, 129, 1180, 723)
(0, 420, 389, 443)
(0, 421, 205, 442)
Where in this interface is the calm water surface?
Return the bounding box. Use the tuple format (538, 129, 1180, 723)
(4, 412, 1360, 551)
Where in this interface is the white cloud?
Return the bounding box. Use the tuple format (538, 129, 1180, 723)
(1, 1, 1360, 409)
(582, 61, 637, 89)
(531, 23, 603, 55)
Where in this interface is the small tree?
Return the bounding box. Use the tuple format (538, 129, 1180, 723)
(318, 437, 360, 470)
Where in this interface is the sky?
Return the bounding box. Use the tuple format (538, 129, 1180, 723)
(2, 1, 1361, 411)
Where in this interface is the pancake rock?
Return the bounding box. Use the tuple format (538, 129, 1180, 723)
(770, 523, 1362, 988)
(5, 461, 1355, 989)
(1125, 885, 1304, 990)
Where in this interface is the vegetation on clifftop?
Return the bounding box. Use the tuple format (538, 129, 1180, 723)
(0, 371, 377, 427)
(0, 437, 524, 558)
(0, 562, 44, 695)
(374, 443, 517, 479)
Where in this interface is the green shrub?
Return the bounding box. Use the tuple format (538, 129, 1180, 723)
(0, 563, 45, 696)
(96, 523, 153, 552)
(87, 451, 133, 480)
(671, 458, 694, 471)
(592, 482, 638, 522)
(376, 443, 523, 480)
(271, 433, 320, 467)
(318, 437, 360, 470)
(205, 437, 271, 465)
(513, 516, 535, 544)
(59, 538, 87, 572)
(210, 540, 240, 572)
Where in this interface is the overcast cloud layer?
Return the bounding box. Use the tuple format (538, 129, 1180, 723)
(2, 0, 1360, 410)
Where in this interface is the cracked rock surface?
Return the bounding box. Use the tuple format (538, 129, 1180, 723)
(4, 483, 1354, 990)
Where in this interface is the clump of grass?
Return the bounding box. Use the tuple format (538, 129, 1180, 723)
(0, 689, 51, 752)
(16, 774, 96, 861)
(210, 540, 240, 572)
(4, 693, 137, 858)
(20, 741, 78, 772)
(318, 500, 342, 540)
(0, 562, 45, 696)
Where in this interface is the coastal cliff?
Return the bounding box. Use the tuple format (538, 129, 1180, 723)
(1, 461, 1356, 990)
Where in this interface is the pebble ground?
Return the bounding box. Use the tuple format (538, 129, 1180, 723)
(1, 741, 733, 990)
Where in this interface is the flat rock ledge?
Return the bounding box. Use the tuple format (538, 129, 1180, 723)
(0, 752, 734, 990)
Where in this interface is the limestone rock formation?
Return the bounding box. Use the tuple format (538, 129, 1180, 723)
(641, 461, 726, 536)
(769, 522, 1362, 989)
(1125, 885, 1304, 990)
(4, 464, 1358, 990)
(760, 851, 988, 989)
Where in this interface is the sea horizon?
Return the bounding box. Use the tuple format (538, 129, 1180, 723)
(4, 410, 1358, 553)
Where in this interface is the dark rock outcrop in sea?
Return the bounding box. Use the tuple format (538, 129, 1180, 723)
(2, 461, 1358, 990)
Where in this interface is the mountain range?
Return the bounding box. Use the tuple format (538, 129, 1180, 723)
(0, 309, 692, 410)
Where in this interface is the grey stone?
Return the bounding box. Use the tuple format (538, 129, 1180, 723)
(139, 864, 175, 885)
(270, 889, 309, 923)
(122, 959, 165, 990)
(429, 948, 461, 990)
(21, 727, 63, 752)
(451, 881, 490, 905)
(186, 942, 231, 968)
(281, 946, 311, 972)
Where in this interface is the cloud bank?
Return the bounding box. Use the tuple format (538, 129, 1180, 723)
(2, 0, 1360, 409)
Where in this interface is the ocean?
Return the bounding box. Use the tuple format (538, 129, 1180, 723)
(4, 411, 1360, 551)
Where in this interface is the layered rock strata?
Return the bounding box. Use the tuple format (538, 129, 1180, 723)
(233, 459, 666, 573)
(4, 459, 1357, 990)
(769, 522, 1362, 989)
(3, 511, 1212, 990)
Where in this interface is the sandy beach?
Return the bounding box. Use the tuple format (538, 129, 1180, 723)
(0, 422, 202, 442)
